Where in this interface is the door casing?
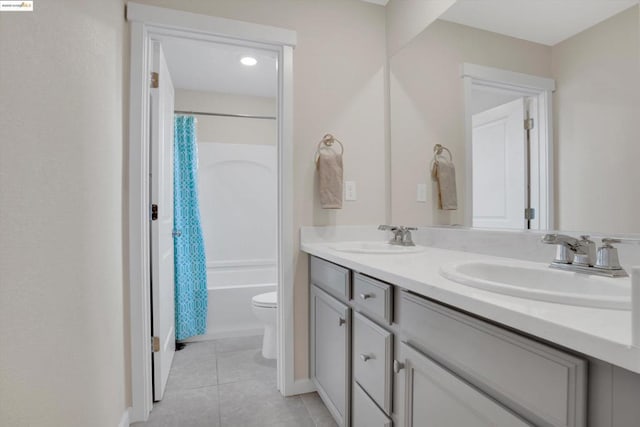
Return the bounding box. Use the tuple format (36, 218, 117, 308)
(462, 63, 555, 230)
(126, 3, 299, 422)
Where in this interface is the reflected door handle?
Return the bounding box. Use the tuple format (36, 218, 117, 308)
(172, 229, 182, 237)
(393, 360, 405, 373)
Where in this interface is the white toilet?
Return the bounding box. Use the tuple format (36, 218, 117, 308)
(251, 291, 277, 359)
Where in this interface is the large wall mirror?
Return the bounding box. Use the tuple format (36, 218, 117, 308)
(389, 0, 640, 234)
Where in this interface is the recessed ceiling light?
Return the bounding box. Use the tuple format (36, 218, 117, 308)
(240, 56, 257, 66)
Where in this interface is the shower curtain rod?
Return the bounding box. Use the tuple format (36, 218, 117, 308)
(174, 110, 276, 120)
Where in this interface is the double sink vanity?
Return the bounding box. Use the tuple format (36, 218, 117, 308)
(302, 226, 640, 427)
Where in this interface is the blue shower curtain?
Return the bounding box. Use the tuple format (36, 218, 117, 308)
(174, 115, 208, 340)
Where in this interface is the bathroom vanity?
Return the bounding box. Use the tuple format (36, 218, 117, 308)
(304, 235, 640, 427)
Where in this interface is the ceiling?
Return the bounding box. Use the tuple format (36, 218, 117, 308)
(360, 0, 389, 5)
(159, 36, 277, 98)
(439, 0, 639, 46)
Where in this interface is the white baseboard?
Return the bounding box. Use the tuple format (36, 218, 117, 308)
(284, 378, 316, 396)
(118, 407, 131, 427)
(180, 328, 264, 343)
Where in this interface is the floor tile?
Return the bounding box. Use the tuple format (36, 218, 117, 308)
(165, 343, 217, 391)
(218, 379, 314, 427)
(135, 385, 220, 427)
(216, 348, 276, 385)
(301, 393, 338, 427)
(177, 340, 217, 360)
(214, 335, 262, 353)
(133, 337, 336, 427)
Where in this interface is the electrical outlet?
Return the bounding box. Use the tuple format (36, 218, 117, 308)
(416, 183, 427, 202)
(345, 181, 357, 201)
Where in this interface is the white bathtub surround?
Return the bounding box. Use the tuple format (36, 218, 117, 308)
(301, 226, 640, 373)
(195, 142, 278, 340)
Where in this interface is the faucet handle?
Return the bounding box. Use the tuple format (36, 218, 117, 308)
(595, 238, 623, 271)
(602, 238, 622, 246)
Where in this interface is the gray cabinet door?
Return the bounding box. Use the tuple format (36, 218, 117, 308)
(395, 341, 531, 427)
(310, 285, 351, 426)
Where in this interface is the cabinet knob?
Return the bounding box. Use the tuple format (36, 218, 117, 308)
(393, 360, 405, 373)
(359, 293, 373, 300)
(338, 317, 346, 326)
(360, 354, 371, 362)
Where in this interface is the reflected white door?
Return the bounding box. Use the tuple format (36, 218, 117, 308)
(150, 40, 175, 401)
(472, 98, 526, 229)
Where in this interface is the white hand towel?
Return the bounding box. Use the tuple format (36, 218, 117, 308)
(317, 149, 343, 209)
(431, 159, 458, 210)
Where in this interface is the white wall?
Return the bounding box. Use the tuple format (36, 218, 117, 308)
(389, 19, 552, 227)
(135, 0, 388, 380)
(552, 6, 640, 234)
(385, 0, 457, 56)
(0, 0, 127, 425)
(174, 89, 277, 145)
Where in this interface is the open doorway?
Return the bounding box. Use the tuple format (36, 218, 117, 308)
(127, 4, 297, 422)
(462, 63, 556, 230)
(149, 35, 280, 401)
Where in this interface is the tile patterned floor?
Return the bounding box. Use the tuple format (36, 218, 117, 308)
(132, 336, 337, 427)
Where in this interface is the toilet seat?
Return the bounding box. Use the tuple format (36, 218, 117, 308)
(252, 291, 277, 308)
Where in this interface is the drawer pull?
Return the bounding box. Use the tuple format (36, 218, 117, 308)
(360, 354, 372, 362)
(393, 360, 405, 373)
(359, 293, 373, 300)
(338, 317, 346, 326)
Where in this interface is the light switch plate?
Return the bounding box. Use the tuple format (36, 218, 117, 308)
(417, 183, 427, 202)
(345, 181, 357, 201)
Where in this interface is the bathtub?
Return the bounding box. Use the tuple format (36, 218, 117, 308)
(183, 260, 277, 342)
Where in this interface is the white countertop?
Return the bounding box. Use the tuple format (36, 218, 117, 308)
(301, 241, 640, 373)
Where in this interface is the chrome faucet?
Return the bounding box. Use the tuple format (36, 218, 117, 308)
(378, 225, 417, 246)
(542, 234, 627, 277)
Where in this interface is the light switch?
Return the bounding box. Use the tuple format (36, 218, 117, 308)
(345, 181, 357, 201)
(417, 183, 427, 202)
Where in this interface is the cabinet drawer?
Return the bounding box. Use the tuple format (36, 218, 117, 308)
(353, 311, 392, 414)
(352, 381, 392, 427)
(398, 291, 587, 427)
(353, 273, 392, 324)
(310, 256, 350, 300)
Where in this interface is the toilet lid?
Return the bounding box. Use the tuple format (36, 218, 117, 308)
(252, 291, 277, 308)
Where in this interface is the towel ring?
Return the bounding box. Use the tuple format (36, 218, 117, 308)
(433, 144, 452, 162)
(314, 133, 345, 164)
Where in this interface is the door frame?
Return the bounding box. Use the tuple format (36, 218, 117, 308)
(462, 63, 556, 230)
(126, 3, 297, 422)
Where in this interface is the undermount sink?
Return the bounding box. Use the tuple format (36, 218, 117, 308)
(440, 260, 631, 310)
(330, 241, 425, 254)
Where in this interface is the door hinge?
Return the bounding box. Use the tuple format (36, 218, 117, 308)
(152, 336, 160, 352)
(525, 208, 536, 220)
(524, 118, 534, 130)
(150, 72, 159, 89)
(151, 204, 158, 221)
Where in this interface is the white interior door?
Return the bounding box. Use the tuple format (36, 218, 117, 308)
(150, 40, 175, 401)
(472, 97, 526, 229)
